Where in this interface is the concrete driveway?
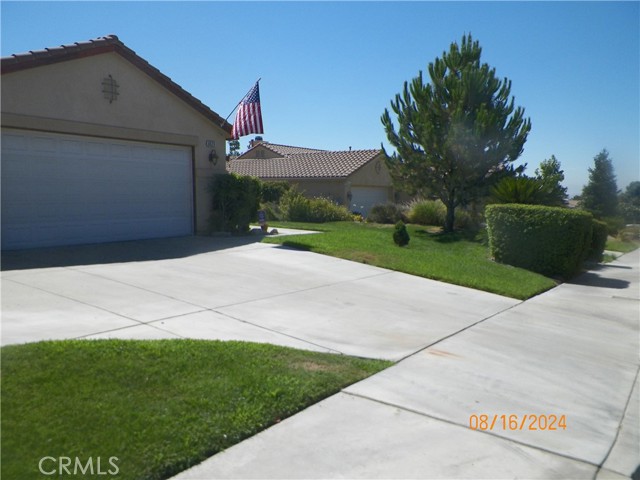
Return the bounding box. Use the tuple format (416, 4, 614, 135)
(174, 248, 639, 480)
(1, 233, 518, 360)
(2, 235, 638, 479)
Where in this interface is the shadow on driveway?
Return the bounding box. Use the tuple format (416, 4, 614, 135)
(1, 235, 265, 271)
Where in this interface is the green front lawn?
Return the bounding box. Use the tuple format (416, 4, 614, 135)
(265, 222, 556, 300)
(1, 339, 390, 480)
(606, 237, 640, 253)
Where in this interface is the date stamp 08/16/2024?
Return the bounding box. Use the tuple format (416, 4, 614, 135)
(469, 414, 567, 432)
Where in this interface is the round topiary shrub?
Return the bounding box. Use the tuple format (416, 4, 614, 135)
(393, 221, 410, 247)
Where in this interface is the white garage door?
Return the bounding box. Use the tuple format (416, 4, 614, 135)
(350, 186, 389, 217)
(1, 130, 194, 250)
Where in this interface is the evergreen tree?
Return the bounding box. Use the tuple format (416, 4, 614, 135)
(619, 181, 640, 224)
(535, 155, 568, 206)
(381, 34, 531, 232)
(581, 149, 619, 218)
(227, 139, 241, 160)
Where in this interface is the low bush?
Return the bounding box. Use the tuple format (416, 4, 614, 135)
(407, 199, 479, 230)
(486, 204, 593, 279)
(261, 181, 291, 203)
(407, 199, 446, 226)
(260, 201, 284, 222)
(453, 208, 475, 231)
(620, 224, 640, 242)
(601, 216, 626, 236)
(393, 221, 410, 247)
(210, 173, 261, 233)
(367, 203, 407, 224)
(587, 219, 608, 262)
(280, 189, 352, 223)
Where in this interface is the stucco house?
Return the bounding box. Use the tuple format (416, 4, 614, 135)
(1, 35, 232, 250)
(227, 140, 393, 216)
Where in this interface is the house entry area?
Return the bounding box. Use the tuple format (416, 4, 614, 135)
(1, 129, 194, 250)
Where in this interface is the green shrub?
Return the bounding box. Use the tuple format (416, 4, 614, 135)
(407, 199, 446, 226)
(453, 208, 476, 231)
(279, 189, 308, 221)
(491, 176, 545, 204)
(367, 203, 407, 224)
(260, 201, 284, 222)
(393, 221, 410, 247)
(407, 199, 478, 230)
(261, 181, 291, 203)
(587, 219, 608, 262)
(486, 204, 593, 279)
(601, 216, 625, 236)
(490, 176, 563, 206)
(308, 197, 352, 222)
(280, 189, 352, 223)
(210, 173, 262, 233)
(620, 224, 640, 242)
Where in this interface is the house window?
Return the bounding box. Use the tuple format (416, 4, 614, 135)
(102, 75, 119, 103)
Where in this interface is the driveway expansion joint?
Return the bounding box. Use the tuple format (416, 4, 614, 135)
(3, 276, 147, 325)
(594, 364, 640, 478)
(341, 390, 599, 470)
(209, 308, 346, 356)
(393, 299, 523, 364)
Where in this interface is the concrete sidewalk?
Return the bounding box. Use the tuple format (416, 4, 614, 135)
(174, 249, 640, 479)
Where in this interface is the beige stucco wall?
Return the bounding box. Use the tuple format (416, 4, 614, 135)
(291, 179, 346, 204)
(1, 52, 229, 233)
(348, 153, 392, 188)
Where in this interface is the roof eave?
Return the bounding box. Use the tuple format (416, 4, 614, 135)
(1, 36, 233, 136)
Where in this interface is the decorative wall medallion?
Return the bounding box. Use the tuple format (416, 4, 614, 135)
(102, 75, 119, 103)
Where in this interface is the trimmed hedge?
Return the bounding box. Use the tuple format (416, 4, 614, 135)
(587, 219, 608, 262)
(486, 204, 593, 279)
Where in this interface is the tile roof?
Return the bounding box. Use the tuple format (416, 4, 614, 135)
(253, 142, 327, 157)
(228, 149, 382, 179)
(1, 35, 232, 135)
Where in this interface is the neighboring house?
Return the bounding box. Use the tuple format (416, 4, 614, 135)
(1, 35, 232, 250)
(228, 140, 393, 216)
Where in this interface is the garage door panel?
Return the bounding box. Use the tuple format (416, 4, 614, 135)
(351, 187, 389, 217)
(1, 130, 193, 250)
(31, 136, 57, 153)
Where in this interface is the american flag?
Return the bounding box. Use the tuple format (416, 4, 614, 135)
(231, 82, 264, 139)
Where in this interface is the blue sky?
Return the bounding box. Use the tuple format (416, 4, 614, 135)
(2, 1, 638, 196)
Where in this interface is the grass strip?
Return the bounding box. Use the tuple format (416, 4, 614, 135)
(605, 237, 640, 253)
(265, 222, 556, 300)
(1, 339, 391, 480)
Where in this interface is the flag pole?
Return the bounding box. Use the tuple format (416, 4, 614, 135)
(221, 78, 261, 127)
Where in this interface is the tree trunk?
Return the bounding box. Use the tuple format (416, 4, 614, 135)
(444, 201, 456, 233)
